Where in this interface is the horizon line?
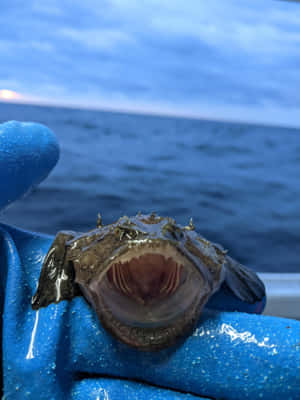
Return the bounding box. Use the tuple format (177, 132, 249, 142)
(0, 98, 299, 131)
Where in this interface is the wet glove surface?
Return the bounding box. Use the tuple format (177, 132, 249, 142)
(0, 121, 299, 400)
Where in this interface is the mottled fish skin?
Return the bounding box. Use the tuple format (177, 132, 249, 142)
(32, 213, 265, 351)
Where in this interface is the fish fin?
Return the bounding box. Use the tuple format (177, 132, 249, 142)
(223, 255, 265, 303)
(31, 231, 80, 309)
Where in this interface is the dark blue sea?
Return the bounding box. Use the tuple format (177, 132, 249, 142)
(1, 102, 300, 272)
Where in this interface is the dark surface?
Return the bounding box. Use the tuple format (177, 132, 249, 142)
(1, 102, 300, 272)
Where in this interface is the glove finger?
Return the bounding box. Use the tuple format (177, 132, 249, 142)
(71, 378, 209, 400)
(0, 121, 59, 211)
(68, 300, 300, 400)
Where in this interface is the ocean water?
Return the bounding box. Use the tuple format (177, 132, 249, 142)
(0, 102, 299, 273)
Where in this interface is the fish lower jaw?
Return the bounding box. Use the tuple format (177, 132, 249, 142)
(95, 292, 207, 351)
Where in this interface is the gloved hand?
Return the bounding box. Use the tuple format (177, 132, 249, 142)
(0, 121, 299, 400)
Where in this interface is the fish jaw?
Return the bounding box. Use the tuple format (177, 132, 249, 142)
(76, 239, 213, 350)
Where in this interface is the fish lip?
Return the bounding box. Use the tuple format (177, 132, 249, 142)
(92, 286, 209, 351)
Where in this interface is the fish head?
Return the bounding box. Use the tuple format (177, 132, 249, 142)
(71, 213, 225, 350)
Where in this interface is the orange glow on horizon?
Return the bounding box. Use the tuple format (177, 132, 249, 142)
(0, 89, 22, 101)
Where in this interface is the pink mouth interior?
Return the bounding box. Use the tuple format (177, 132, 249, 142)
(107, 253, 183, 304)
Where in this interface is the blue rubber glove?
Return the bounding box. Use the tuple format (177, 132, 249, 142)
(0, 121, 299, 400)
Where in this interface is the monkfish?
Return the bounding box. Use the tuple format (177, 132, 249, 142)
(32, 213, 265, 350)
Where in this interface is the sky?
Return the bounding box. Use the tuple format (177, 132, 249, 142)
(0, 0, 300, 127)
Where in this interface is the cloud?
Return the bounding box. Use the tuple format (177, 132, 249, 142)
(0, 0, 300, 127)
(59, 27, 134, 51)
(31, 2, 63, 16)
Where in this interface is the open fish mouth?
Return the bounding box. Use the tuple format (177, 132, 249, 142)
(108, 241, 197, 303)
(78, 241, 210, 349)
